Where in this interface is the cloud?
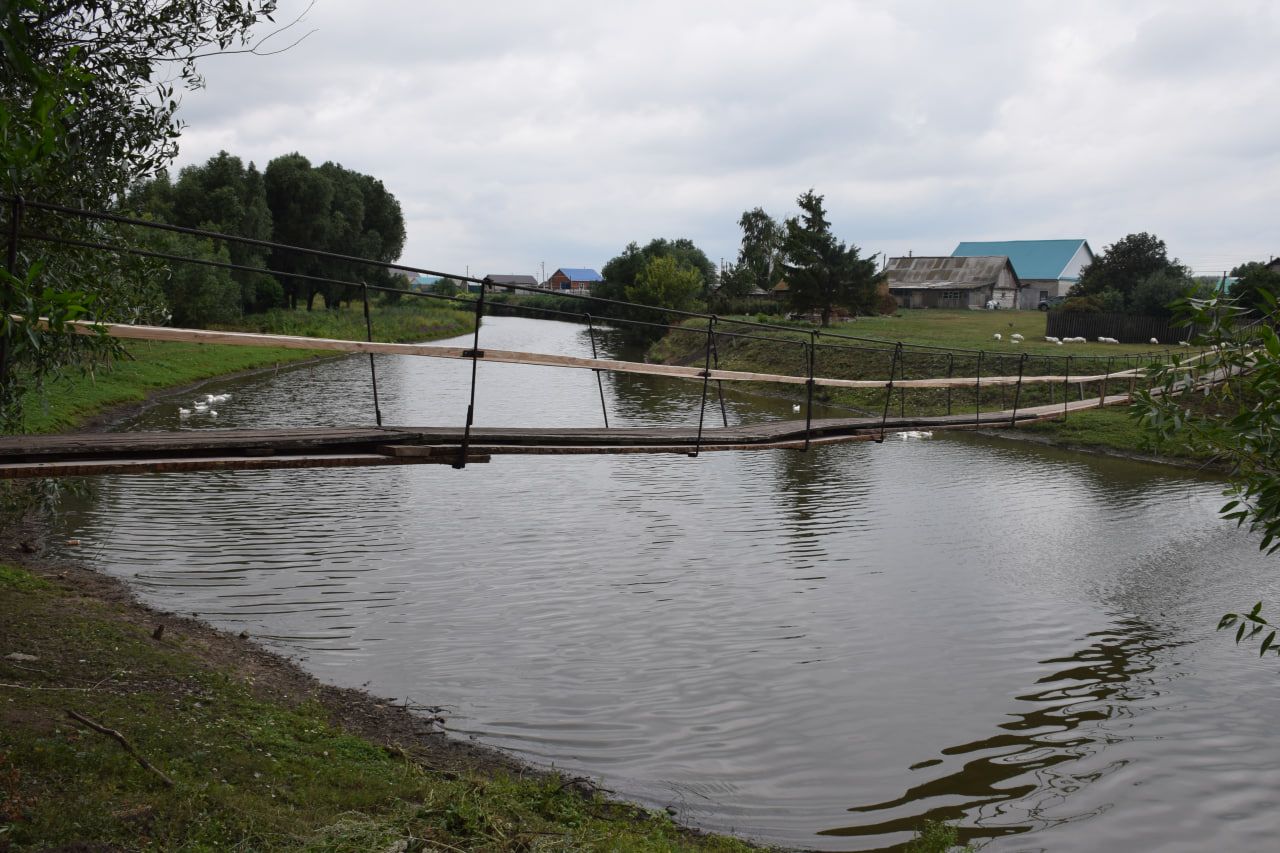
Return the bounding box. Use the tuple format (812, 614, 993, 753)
(169, 0, 1280, 278)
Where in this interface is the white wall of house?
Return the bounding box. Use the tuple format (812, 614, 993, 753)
(1061, 243, 1093, 280)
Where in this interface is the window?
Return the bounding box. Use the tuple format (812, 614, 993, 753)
(942, 290, 963, 300)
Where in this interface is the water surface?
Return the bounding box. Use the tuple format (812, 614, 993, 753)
(56, 317, 1280, 851)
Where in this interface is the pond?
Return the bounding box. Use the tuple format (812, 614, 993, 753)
(55, 316, 1280, 851)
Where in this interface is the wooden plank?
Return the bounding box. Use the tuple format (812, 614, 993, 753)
(0, 452, 491, 478)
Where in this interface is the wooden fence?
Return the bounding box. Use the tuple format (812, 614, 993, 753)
(1045, 311, 1190, 344)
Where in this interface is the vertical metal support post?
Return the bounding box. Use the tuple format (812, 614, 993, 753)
(1063, 356, 1071, 420)
(945, 352, 954, 415)
(1010, 352, 1028, 427)
(360, 283, 383, 427)
(454, 285, 486, 470)
(804, 332, 817, 452)
(877, 343, 902, 443)
(897, 347, 905, 417)
(585, 314, 609, 428)
(689, 314, 716, 458)
(710, 318, 728, 428)
(1099, 357, 1112, 409)
(974, 350, 984, 426)
(2, 196, 23, 411)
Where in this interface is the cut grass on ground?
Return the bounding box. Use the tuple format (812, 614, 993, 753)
(0, 560, 760, 852)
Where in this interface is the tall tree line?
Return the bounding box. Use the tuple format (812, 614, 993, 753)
(128, 150, 407, 324)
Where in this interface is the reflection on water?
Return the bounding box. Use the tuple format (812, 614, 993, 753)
(56, 317, 1280, 851)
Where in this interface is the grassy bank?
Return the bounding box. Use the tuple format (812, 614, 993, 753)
(19, 302, 473, 434)
(0, 558, 759, 852)
(650, 310, 1182, 417)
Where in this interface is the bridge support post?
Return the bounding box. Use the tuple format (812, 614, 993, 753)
(804, 331, 817, 451)
(1100, 357, 1112, 409)
(711, 319, 728, 428)
(877, 342, 902, 443)
(584, 313, 609, 428)
(454, 283, 486, 469)
(689, 314, 716, 458)
(945, 352, 954, 415)
(1063, 355, 1071, 420)
(361, 283, 383, 427)
(974, 350, 983, 427)
(1010, 352, 1027, 427)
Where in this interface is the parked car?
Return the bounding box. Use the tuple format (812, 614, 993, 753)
(1038, 295, 1067, 311)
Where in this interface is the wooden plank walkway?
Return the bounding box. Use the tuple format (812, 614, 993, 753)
(0, 399, 1136, 478)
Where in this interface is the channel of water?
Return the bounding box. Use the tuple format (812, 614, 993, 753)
(55, 316, 1280, 851)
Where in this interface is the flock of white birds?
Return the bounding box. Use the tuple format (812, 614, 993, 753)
(993, 334, 1190, 347)
(177, 392, 231, 420)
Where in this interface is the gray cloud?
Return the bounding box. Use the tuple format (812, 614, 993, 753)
(170, 0, 1280, 279)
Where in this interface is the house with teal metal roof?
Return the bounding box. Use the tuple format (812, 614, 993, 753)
(952, 239, 1093, 309)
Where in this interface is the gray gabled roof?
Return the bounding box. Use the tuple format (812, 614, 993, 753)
(885, 255, 1021, 290)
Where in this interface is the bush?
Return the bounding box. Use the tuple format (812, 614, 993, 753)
(1060, 295, 1103, 313)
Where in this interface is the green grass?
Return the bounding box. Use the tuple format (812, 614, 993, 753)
(215, 301, 473, 344)
(18, 302, 474, 434)
(1019, 404, 1219, 462)
(0, 562, 758, 852)
(650, 310, 1186, 418)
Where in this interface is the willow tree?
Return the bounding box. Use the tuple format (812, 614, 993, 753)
(0, 0, 281, 430)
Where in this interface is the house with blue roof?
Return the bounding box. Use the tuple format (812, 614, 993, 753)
(952, 239, 1094, 309)
(548, 267, 603, 293)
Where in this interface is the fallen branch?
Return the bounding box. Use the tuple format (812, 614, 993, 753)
(66, 709, 175, 788)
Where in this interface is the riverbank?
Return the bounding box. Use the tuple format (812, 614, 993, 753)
(649, 313, 1208, 462)
(21, 302, 474, 434)
(0, 531, 764, 851)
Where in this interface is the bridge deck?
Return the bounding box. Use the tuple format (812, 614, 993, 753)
(0, 395, 1137, 478)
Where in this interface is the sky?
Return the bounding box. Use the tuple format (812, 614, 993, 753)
(169, 0, 1280, 281)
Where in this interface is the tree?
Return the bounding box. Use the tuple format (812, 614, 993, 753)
(263, 155, 406, 311)
(0, 0, 278, 429)
(779, 189, 880, 326)
(1069, 233, 1188, 311)
(731, 207, 783, 298)
(625, 255, 704, 316)
(1129, 268, 1197, 317)
(1229, 262, 1280, 316)
(1135, 289, 1280, 654)
(129, 151, 280, 319)
(602, 237, 715, 294)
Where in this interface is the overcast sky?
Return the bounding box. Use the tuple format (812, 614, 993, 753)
(170, 1, 1279, 280)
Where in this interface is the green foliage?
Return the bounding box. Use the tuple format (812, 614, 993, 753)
(602, 237, 716, 294)
(1134, 288, 1280, 653)
(905, 819, 973, 852)
(0, 567, 755, 852)
(626, 255, 705, 316)
(780, 189, 880, 326)
(1069, 232, 1188, 311)
(1229, 261, 1280, 315)
(728, 207, 783, 298)
(263, 153, 407, 311)
(0, 0, 277, 430)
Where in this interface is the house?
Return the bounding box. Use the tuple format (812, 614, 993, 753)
(886, 256, 1022, 309)
(409, 273, 444, 291)
(484, 274, 539, 293)
(951, 239, 1093, 309)
(547, 267, 603, 293)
